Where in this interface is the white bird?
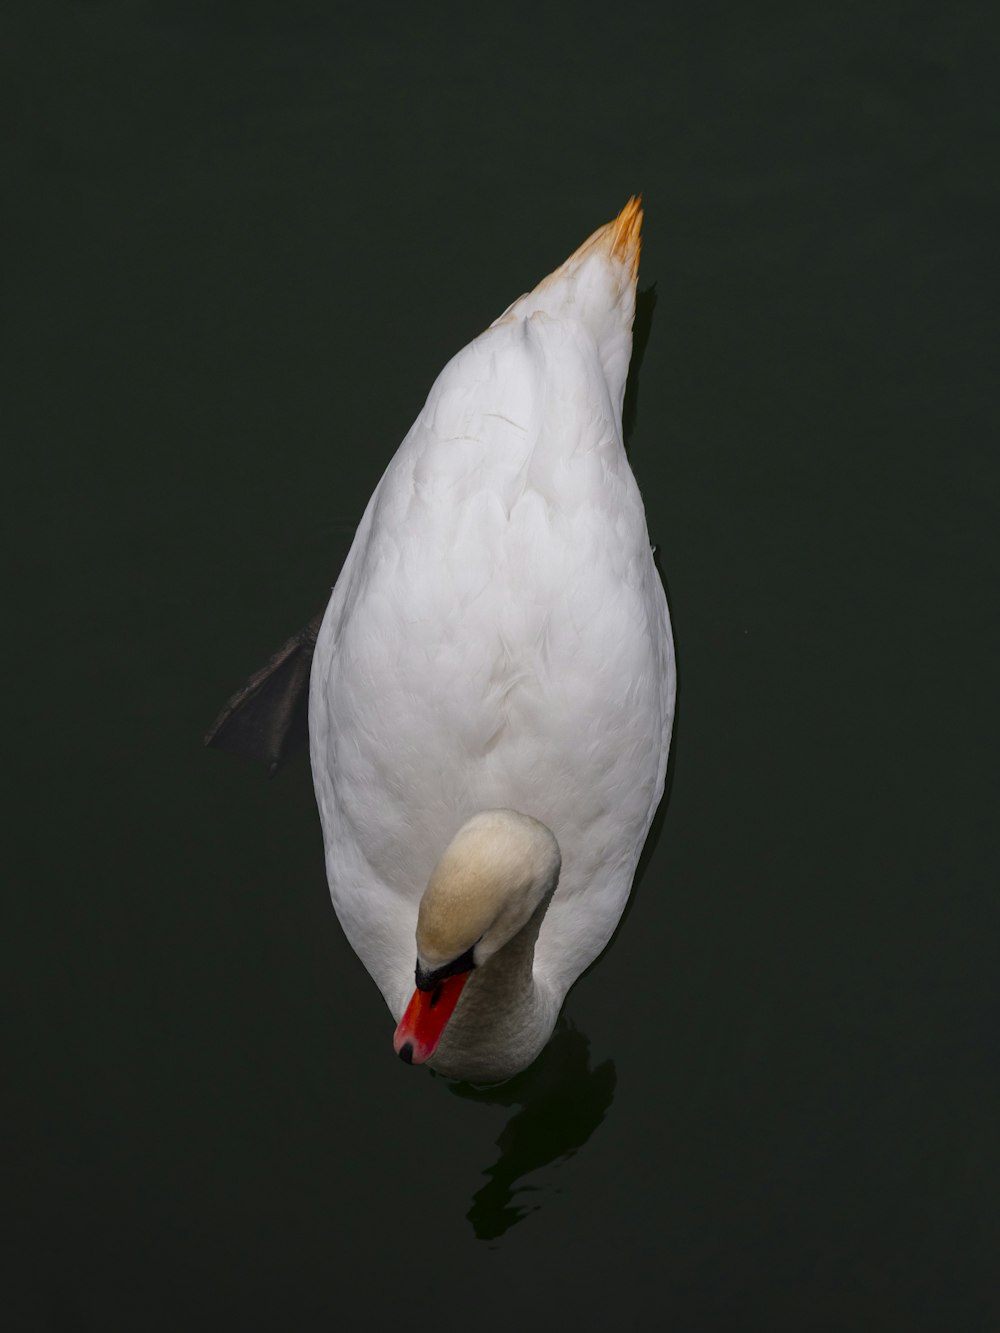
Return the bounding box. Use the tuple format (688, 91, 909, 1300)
(309, 198, 675, 1083)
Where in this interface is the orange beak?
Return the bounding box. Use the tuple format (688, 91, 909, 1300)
(393, 971, 472, 1065)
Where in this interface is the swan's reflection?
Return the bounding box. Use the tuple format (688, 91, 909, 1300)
(449, 1021, 615, 1239)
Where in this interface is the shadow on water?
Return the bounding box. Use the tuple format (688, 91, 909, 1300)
(622, 283, 657, 452)
(447, 1021, 616, 1241)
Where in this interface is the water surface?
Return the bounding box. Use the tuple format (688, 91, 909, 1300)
(7, 4, 999, 1329)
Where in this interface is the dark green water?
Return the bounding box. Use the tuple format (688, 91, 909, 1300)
(7, 4, 999, 1328)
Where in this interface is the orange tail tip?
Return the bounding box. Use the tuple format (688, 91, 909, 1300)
(491, 195, 645, 338)
(552, 194, 643, 285)
(609, 194, 643, 274)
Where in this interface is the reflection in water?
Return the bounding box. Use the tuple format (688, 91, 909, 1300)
(450, 1021, 616, 1240)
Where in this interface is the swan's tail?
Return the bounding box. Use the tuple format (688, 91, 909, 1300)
(492, 197, 643, 411)
(567, 194, 643, 287)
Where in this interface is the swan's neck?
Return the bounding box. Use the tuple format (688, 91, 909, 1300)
(429, 893, 558, 1084)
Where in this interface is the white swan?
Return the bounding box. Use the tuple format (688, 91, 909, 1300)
(309, 198, 675, 1083)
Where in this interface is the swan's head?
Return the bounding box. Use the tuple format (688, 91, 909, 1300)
(393, 810, 561, 1068)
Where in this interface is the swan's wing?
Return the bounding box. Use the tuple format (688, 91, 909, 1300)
(204, 612, 323, 776)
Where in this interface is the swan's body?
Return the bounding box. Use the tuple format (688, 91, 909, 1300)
(309, 199, 675, 1082)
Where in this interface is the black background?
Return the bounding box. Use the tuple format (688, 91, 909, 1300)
(6, 3, 999, 1329)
